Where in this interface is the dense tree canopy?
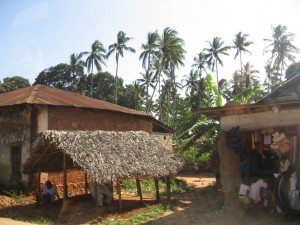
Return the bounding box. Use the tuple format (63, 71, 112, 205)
(0, 76, 30, 93)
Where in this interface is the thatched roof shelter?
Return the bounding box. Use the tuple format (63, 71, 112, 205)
(23, 130, 183, 184)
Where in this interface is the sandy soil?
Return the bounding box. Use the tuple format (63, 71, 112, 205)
(0, 172, 299, 224)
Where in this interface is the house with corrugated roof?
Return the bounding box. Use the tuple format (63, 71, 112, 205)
(198, 74, 300, 208)
(0, 85, 176, 195)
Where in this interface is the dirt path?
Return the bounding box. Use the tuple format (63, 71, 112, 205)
(145, 172, 300, 225)
(0, 172, 299, 224)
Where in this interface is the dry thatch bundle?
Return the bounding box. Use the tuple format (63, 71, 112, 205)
(23, 130, 183, 184)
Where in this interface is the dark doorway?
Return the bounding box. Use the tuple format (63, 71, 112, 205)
(11, 145, 22, 181)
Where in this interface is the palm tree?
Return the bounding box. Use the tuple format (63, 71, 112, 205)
(158, 27, 185, 126)
(80, 40, 106, 97)
(137, 70, 155, 112)
(204, 37, 231, 88)
(192, 51, 208, 78)
(232, 32, 253, 75)
(139, 31, 160, 70)
(107, 31, 136, 103)
(264, 25, 299, 82)
(139, 32, 160, 112)
(182, 70, 198, 97)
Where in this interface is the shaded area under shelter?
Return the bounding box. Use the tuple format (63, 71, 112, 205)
(23, 130, 183, 209)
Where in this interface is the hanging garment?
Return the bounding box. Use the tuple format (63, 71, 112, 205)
(249, 179, 268, 204)
(264, 134, 272, 145)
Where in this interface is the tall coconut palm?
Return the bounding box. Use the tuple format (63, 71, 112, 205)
(139, 31, 160, 70)
(139, 32, 160, 112)
(192, 51, 208, 78)
(137, 70, 155, 112)
(147, 27, 185, 122)
(80, 40, 106, 97)
(232, 32, 253, 76)
(107, 31, 136, 103)
(182, 69, 198, 97)
(158, 27, 185, 126)
(264, 25, 299, 82)
(204, 37, 231, 88)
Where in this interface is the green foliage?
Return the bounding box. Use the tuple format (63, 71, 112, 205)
(286, 61, 300, 80)
(204, 74, 222, 107)
(99, 204, 171, 225)
(3, 190, 25, 203)
(34, 63, 85, 93)
(118, 83, 144, 111)
(0, 76, 30, 93)
(174, 115, 219, 164)
(121, 178, 192, 196)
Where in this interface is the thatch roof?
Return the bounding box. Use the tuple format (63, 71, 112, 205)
(23, 130, 183, 184)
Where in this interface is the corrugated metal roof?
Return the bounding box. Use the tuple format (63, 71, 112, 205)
(0, 84, 147, 117)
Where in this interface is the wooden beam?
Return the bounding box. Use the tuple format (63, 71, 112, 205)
(166, 176, 171, 202)
(93, 181, 99, 206)
(117, 179, 122, 210)
(84, 173, 88, 194)
(63, 151, 68, 198)
(136, 177, 142, 202)
(154, 177, 160, 202)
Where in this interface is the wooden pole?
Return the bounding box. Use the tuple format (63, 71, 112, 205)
(37, 170, 41, 192)
(63, 151, 68, 199)
(93, 181, 99, 206)
(111, 178, 114, 201)
(117, 179, 122, 210)
(154, 177, 160, 202)
(166, 176, 171, 202)
(84, 173, 88, 194)
(136, 177, 142, 202)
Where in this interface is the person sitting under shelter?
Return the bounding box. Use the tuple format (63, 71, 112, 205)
(36, 180, 59, 206)
(89, 181, 112, 207)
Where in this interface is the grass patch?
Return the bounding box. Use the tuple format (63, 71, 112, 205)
(3, 190, 26, 204)
(98, 204, 171, 225)
(121, 178, 193, 196)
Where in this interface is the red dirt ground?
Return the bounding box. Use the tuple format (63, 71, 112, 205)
(0, 172, 299, 224)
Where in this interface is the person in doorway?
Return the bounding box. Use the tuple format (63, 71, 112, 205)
(36, 180, 59, 206)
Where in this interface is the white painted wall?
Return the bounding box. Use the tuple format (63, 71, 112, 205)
(220, 108, 300, 131)
(37, 105, 48, 132)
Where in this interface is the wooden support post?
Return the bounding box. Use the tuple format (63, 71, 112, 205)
(84, 173, 88, 194)
(166, 176, 171, 202)
(63, 151, 68, 199)
(37, 170, 41, 192)
(111, 178, 114, 201)
(117, 179, 122, 211)
(154, 177, 160, 202)
(93, 181, 99, 206)
(136, 177, 142, 202)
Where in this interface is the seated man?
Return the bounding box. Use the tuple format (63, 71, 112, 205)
(89, 181, 112, 207)
(36, 180, 59, 206)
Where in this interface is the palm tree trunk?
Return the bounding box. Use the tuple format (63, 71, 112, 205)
(215, 60, 219, 89)
(146, 55, 150, 113)
(91, 64, 94, 97)
(147, 69, 161, 113)
(115, 54, 119, 104)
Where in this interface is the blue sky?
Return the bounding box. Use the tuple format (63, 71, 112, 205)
(1, 0, 300, 86)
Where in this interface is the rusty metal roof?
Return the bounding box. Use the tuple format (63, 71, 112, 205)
(0, 84, 148, 117)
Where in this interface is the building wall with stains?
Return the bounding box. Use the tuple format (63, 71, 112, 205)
(48, 106, 152, 133)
